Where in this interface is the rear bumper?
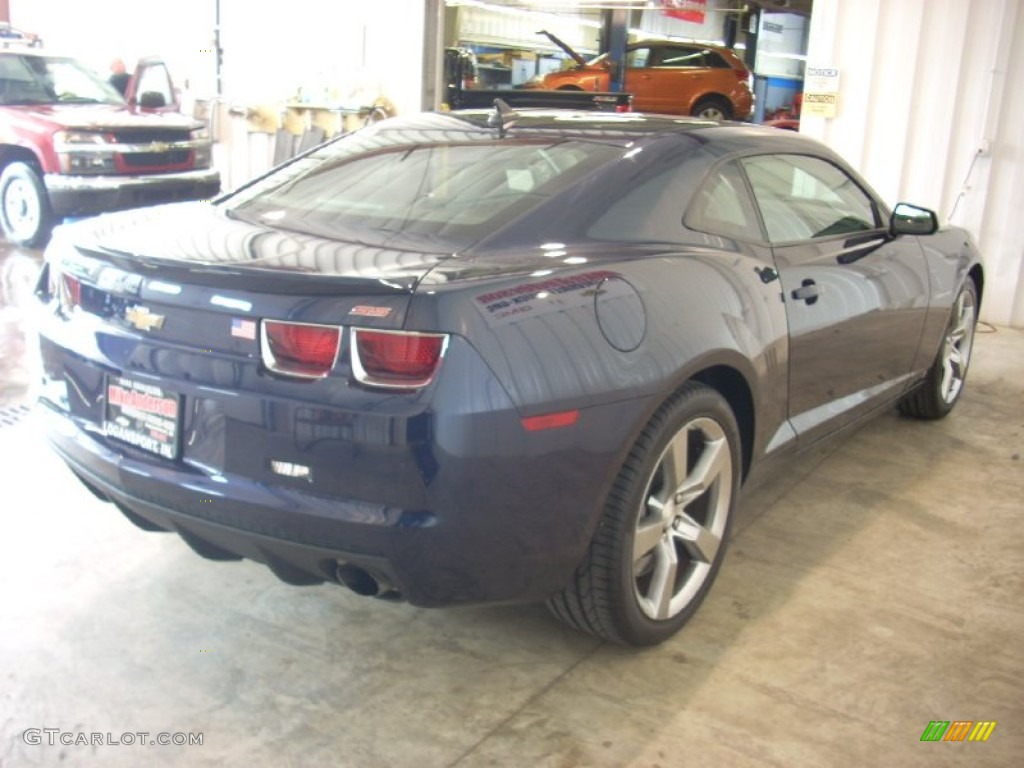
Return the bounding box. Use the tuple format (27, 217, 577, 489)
(44, 168, 221, 217)
(37, 320, 649, 606)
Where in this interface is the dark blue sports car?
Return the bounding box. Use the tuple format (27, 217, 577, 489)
(36, 108, 982, 645)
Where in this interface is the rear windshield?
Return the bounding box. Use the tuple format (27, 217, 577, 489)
(225, 134, 624, 250)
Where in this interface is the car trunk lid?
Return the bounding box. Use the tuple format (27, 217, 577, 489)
(42, 204, 446, 375)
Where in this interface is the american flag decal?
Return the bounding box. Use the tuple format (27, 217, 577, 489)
(231, 318, 257, 340)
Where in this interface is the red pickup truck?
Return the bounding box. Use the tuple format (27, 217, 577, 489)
(0, 49, 219, 247)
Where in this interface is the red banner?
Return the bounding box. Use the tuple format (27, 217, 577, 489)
(662, 0, 707, 24)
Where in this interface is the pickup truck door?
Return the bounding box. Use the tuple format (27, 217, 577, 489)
(126, 58, 179, 112)
(741, 153, 930, 446)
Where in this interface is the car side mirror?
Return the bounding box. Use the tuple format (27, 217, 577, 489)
(890, 202, 938, 236)
(137, 91, 167, 109)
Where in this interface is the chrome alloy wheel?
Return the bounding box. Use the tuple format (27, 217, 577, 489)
(632, 416, 733, 620)
(939, 286, 977, 404)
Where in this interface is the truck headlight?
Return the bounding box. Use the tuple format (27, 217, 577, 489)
(58, 154, 117, 174)
(54, 130, 116, 174)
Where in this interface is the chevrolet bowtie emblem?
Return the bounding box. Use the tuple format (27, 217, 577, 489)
(125, 305, 166, 332)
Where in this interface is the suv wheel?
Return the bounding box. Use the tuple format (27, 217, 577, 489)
(691, 97, 732, 121)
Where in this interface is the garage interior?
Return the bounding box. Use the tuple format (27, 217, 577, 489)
(1, 1, 1022, 766)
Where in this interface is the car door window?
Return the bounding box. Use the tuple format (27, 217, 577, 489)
(742, 155, 879, 243)
(626, 47, 651, 68)
(655, 46, 706, 68)
(686, 161, 764, 242)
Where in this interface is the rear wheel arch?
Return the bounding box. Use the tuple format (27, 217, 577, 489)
(690, 365, 755, 481)
(968, 264, 984, 306)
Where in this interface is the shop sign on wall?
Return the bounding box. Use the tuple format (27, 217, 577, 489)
(803, 66, 840, 117)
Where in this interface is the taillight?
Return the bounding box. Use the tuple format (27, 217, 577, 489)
(261, 320, 342, 379)
(736, 68, 751, 83)
(351, 328, 448, 389)
(615, 104, 631, 113)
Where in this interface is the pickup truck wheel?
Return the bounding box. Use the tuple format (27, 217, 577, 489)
(0, 162, 53, 248)
(547, 382, 740, 646)
(691, 97, 732, 121)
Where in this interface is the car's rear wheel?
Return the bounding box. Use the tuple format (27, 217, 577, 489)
(547, 382, 740, 646)
(898, 278, 979, 419)
(0, 162, 53, 248)
(691, 97, 732, 121)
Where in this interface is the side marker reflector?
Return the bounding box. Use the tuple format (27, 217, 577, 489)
(521, 410, 580, 432)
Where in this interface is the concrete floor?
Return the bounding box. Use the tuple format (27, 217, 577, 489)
(1, 239, 1022, 767)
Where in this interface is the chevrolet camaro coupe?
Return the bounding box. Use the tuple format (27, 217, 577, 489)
(36, 107, 982, 646)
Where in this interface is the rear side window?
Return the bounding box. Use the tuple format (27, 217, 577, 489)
(686, 161, 764, 242)
(703, 51, 732, 69)
(741, 154, 879, 243)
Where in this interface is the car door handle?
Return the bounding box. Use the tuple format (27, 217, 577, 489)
(791, 279, 819, 305)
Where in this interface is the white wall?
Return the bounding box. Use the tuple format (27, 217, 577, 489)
(803, 0, 1024, 327)
(11, 0, 216, 94)
(637, 0, 731, 42)
(12, 0, 425, 114)
(755, 11, 807, 78)
(217, 0, 424, 113)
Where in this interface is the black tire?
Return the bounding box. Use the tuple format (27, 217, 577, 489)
(691, 97, 732, 121)
(898, 278, 979, 419)
(0, 161, 53, 248)
(547, 382, 741, 646)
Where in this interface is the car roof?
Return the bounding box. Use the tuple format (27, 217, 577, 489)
(361, 110, 839, 173)
(400, 109, 819, 150)
(628, 39, 732, 51)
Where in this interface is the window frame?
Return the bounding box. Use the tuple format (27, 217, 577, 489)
(738, 153, 885, 246)
(684, 158, 767, 244)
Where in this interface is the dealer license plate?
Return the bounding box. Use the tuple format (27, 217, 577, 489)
(104, 375, 181, 460)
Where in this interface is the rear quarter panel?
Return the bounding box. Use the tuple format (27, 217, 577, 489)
(407, 242, 790, 478)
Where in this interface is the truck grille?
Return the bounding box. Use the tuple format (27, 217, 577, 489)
(112, 129, 191, 144)
(121, 150, 192, 168)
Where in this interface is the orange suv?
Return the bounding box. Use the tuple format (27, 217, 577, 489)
(525, 30, 753, 120)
